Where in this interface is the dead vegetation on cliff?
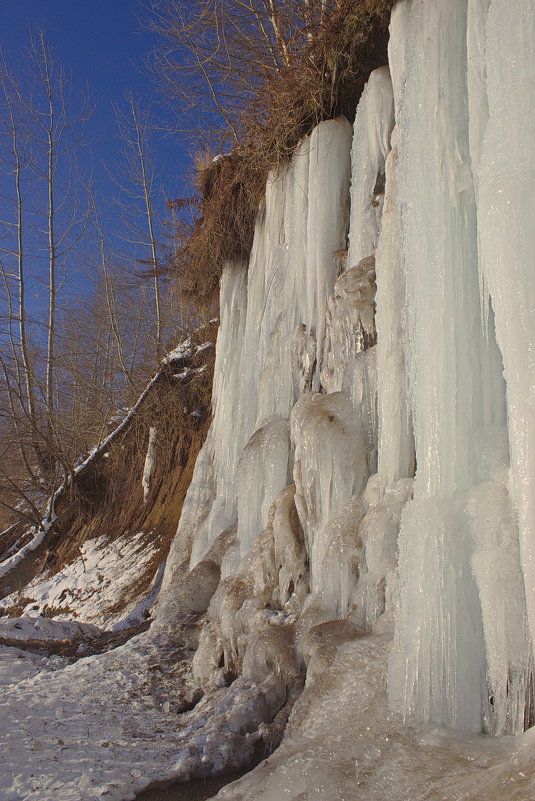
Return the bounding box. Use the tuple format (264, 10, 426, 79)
(0, 322, 218, 615)
(154, 0, 396, 308)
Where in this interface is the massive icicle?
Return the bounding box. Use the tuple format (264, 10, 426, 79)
(375, 127, 414, 486)
(388, 0, 532, 734)
(472, 0, 535, 655)
(177, 118, 352, 571)
(348, 65, 395, 268)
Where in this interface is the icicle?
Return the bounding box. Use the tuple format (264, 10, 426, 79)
(183, 120, 353, 567)
(474, 0, 535, 658)
(375, 127, 415, 486)
(142, 427, 157, 503)
(348, 66, 395, 269)
(304, 118, 352, 391)
(387, 0, 529, 734)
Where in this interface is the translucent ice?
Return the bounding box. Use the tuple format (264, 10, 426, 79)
(348, 66, 395, 268)
(182, 119, 352, 569)
(388, 0, 531, 734)
(374, 127, 415, 486)
(291, 391, 369, 594)
(473, 0, 535, 649)
(237, 419, 291, 556)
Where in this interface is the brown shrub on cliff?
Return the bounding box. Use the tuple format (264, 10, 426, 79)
(155, 0, 397, 310)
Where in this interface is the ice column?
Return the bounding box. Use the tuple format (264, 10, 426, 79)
(474, 0, 535, 653)
(387, 0, 528, 733)
(185, 120, 351, 567)
(142, 427, 157, 503)
(375, 127, 414, 486)
(348, 66, 395, 268)
(306, 119, 353, 388)
(189, 265, 249, 566)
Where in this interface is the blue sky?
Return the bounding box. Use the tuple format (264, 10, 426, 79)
(0, 0, 192, 291)
(1, 0, 191, 194)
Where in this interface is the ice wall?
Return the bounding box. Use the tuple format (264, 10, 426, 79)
(473, 0, 535, 651)
(160, 0, 533, 744)
(388, 0, 533, 734)
(167, 117, 353, 573)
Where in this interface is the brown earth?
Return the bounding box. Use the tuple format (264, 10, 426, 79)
(0, 324, 217, 620)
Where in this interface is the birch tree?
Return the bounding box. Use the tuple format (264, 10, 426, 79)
(0, 32, 92, 501)
(114, 92, 164, 360)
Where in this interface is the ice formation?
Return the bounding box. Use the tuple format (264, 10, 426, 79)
(1, 0, 534, 798)
(170, 0, 533, 751)
(387, 0, 533, 735)
(142, 427, 157, 503)
(175, 0, 534, 740)
(180, 117, 353, 570)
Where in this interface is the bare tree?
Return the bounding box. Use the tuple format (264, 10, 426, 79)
(148, 0, 336, 138)
(0, 51, 44, 483)
(114, 92, 165, 359)
(24, 31, 92, 442)
(93, 206, 134, 390)
(0, 32, 92, 506)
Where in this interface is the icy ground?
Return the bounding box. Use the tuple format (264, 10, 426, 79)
(0, 543, 297, 801)
(2, 628, 535, 801)
(0, 623, 277, 801)
(216, 636, 535, 801)
(0, 628, 196, 801)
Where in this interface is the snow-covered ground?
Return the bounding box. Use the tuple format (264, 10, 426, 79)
(1, 532, 160, 630)
(2, 629, 535, 801)
(0, 619, 293, 801)
(0, 630, 191, 801)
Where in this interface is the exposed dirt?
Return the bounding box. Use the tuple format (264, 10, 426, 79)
(0, 324, 217, 616)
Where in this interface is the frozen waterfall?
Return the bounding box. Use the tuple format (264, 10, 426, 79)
(160, 0, 534, 741)
(2, 2, 534, 799)
(388, 0, 534, 735)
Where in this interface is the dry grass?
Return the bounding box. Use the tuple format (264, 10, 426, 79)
(166, 0, 396, 309)
(170, 151, 264, 309)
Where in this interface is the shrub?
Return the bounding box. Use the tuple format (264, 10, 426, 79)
(156, 0, 397, 310)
